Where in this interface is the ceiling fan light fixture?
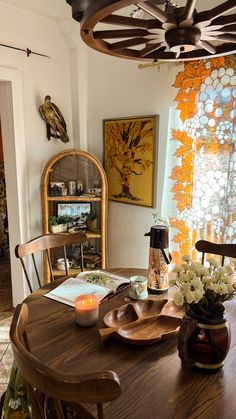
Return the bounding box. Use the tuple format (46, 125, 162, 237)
(66, 0, 236, 61)
(165, 27, 201, 54)
(170, 43, 195, 54)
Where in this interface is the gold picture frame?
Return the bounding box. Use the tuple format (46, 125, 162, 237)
(103, 115, 158, 207)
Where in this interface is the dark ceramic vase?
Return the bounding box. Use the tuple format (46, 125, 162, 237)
(178, 307, 231, 372)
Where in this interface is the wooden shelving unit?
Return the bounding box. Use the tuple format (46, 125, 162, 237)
(41, 149, 108, 282)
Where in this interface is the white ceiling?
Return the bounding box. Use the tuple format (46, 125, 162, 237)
(0, 0, 228, 21)
(0, 0, 71, 20)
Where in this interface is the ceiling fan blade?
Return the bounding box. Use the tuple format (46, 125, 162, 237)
(147, 28, 165, 34)
(162, 22, 178, 31)
(203, 29, 236, 38)
(195, 0, 236, 28)
(214, 34, 236, 43)
(198, 40, 216, 54)
(101, 14, 153, 29)
(93, 29, 149, 39)
(179, 0, 198, 27)
(200, 35, 217, 41)
(201, 31, 223, 37)
(210, 14, 236, 26)
(208, 0, 236, 20)
(139, 42, 163, 57)
(202, 25, 225, 32)
(146, 37, 165, 43)
(137, 1, 175, 24)
(217, 24, 236, 33)
(153, 51, 177, 60)
(109, 37, 146, 51)
(145, 33, 164, 39)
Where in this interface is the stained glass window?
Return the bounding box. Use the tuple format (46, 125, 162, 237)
(163, 56, 236, 264)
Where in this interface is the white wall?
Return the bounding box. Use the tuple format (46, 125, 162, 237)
(0, 2, 74, 303)
(0, 1, 175, 297)
(86, 49, 174, 268)
(0, 3, 74, 236)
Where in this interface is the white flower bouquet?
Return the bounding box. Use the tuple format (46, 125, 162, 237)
(170, 255, 236, 318)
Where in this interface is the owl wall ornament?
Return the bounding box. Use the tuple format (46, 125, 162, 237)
(39, 95, 70, 143)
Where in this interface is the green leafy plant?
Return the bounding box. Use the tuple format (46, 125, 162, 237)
(49, 215, 73, 226)
(82, 211, 97, 221)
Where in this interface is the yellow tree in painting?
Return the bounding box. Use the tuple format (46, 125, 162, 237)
(105, 118, 154, 201)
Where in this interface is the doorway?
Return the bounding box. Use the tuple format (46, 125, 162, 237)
(0, 120, 12, 318)
(0, 68, 30, 308)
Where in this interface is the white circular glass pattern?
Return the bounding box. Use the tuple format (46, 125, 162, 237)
(178, 65, 236, 241)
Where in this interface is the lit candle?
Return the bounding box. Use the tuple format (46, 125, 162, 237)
(75, 294, 100, 327)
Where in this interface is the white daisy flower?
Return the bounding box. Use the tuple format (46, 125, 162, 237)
(224, 264, 235, 274)
(179, 273, 191, 284)
(184, 290, 195, 304)
(169, 278, 176, 287)
(172, 266, 183, 274)
(215, 283, 229, 295)
(207, 258, 220, 268)
(182, 254, 191, 262)
(181, 263, 190, 271)
(174, 291, 184, 306)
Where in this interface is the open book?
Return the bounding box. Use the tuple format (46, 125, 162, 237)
(44, 270, 130, 307)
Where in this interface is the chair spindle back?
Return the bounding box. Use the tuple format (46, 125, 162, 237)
(195, 240, 236, 266)
(15, 232, 87, 293)
(10, 303, 121, 419)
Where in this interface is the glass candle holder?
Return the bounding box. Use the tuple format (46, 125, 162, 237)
(75, 294, 100, 327)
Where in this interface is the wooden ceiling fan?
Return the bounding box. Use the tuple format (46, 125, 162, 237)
(66, 0, 236, 61)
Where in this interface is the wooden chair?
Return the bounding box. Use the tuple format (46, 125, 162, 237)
(10, 303, 121, 419)
(15, 232, 87, 293)
(195, 240, 236, 266)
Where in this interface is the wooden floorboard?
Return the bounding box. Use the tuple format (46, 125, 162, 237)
(0, 252, 13, 321)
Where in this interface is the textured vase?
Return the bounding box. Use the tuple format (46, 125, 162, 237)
(178, 309, 231, 372)
(87, 219, 98, 231)
(50, 224, 67, 233)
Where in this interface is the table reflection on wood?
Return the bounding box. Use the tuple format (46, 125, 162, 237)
(24, 268, 236, 419)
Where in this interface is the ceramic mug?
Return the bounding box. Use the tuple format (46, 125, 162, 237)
(57, 258, 72, 271)
(129, 276, 148, 300)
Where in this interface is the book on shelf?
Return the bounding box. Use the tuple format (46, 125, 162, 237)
(44, 270, 130, 307)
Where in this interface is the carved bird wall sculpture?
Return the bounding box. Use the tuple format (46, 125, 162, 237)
(39, 95, 70, 143)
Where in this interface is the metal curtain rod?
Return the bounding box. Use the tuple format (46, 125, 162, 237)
(0, 43, 51, 59)
(138, 61, 182, 70)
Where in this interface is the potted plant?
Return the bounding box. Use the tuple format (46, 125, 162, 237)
(170, 255, 236, 371)
(49, 215, 73, 233)
(83, 211, 98, 232)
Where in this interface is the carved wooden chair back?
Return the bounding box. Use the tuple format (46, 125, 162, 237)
(10, 303, 121, 419)
(195, 240, 236, 266)
(15, 232, 87, 293)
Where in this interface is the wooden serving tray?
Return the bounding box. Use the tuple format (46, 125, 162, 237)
(99, 299, 184, 345)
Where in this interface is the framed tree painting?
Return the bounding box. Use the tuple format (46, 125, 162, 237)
(103, 115, 158, 207)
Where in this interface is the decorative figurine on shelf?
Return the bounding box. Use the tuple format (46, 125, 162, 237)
(39, 95, 70, 143)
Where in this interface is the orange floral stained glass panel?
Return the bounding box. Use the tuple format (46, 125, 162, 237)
(168, 56, 236, 263)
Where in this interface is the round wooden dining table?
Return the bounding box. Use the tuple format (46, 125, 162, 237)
(24, 268, 236, 419)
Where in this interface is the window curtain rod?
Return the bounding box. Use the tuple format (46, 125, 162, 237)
(0, 43, 51, 59)
(138, 61, 182, 70)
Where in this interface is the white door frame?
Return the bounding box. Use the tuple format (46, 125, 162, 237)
(0, 67, 30, 306)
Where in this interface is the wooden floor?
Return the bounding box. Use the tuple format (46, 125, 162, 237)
(0, 252, 14, 398)
(0, 316, 13, 398)
(0, 252, 14, 319)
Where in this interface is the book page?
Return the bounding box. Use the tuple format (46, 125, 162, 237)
(44, 277, 111, 307)
(77, 270, 130, 293)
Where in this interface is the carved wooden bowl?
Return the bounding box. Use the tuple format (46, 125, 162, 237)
(99, 299, 184, 345)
